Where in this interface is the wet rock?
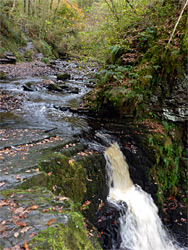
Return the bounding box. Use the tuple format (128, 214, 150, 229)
(67, 87, 79, 94)
(47, 83, 63, 92)
(57, 73, 71, 80)
(0, 71, 7, 79)
(23, 82, 36, 91)
(150, 75, 188, 123)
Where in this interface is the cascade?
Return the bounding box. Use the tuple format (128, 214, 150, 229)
(104, 142, 183, 250)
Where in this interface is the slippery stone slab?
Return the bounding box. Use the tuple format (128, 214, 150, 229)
(0, 188, 72, 249)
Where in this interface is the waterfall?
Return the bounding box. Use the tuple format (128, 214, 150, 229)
(104, 142, 182, 250)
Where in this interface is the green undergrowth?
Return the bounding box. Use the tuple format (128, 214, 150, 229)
(84, 4, 188, 118)
(0, 12, 26, 59)
(147, 120, 187, 205)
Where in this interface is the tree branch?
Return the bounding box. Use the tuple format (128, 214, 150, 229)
(166, 0, 188, 49)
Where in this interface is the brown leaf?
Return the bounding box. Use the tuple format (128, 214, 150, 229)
(16, 175, 20, 180)
(13, 216, 20, 224)
(29, 205, 38, 210)
(48, 218, 54, 226)
(0, 182, 6, 187)
(59, 196, 69, 201)
(0, 224, 7, 233)
(1, 220, 6, 225)
(0, 199, 10, 207)
(29, 232, 38, 238)
(20, 226, 33, 234)
(15, 220, 28, 227)
(42, 208, 49, 212)
(23, 240, 30, 250)
(14, 207, 25, 214)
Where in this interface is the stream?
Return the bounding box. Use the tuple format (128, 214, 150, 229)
(0, 62, 93, 138)
(0, 60, 187, 249)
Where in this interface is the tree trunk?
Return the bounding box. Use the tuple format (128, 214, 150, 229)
(50, 0, 53, 10)
(38, 0, 41, 17)
(24, 0, 26, 13)
(53, 0, 60, 20)
(28, 0, 31, 15)
(32, 0, 36, 16)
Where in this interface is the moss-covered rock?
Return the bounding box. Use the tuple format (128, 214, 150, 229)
(0, 70, 7, 79)
(57, 73, 71, 81)
(39, 154, 87, 203)
(29, 212, 102, 250)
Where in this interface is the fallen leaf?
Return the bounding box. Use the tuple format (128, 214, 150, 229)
(22, 157, 26, 160)
(35, 168, 39, 172)
(25, 170, 31, 173)
(29, 205, 38, 210)
(42, 208, 49, 212)
(14, 207, 25, 214)
(23, 240, 29, 250)
(59, 196, 69, 201)
(47, 171, 52, 176)
(29, 232, 38, 238)
(20, 226, 33, 234)
(16, 175, 20, 180)
(1, 220, 6, 225)
(16, 220, 28, 227)
(0, 182, 5, 187)
(48, 218, 54, 226)
(14, 232, 19, 238)
(0, 223, 7, 233)
(13, 216, 20, 224)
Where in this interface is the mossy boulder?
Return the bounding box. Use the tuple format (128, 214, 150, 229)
(0, 70, 7, 79)
(29, 212, 102, 250)
(39, 154, 87, 203)
(47, 83, 63, 92)
(57, 73, 71, 81)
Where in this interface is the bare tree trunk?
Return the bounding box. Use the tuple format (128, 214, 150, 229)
(104, 0, 119, 23)
(124, 0, 136, 13)
(12, 0, 17, 10)
(50, 0, 53, 10)
(38, 0, 41, 17)
(53, 0, 60, 20)
(166, 0, 188, 48)
(32, 0, 36, 16)
(28, 0, 31, 15)
(24, 0, 26, 13)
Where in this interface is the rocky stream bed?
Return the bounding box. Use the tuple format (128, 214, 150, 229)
(0, 60, 187, 249)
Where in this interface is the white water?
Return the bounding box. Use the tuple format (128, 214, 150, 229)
(104, 142, 182, 250)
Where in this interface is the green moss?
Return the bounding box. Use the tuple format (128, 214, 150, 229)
(19, 172, 50, 190)
(147, 121, 186, 205)
(39, 154, 87, 203)
(0, 71, 7, 79)
(29, 212, 102, 250)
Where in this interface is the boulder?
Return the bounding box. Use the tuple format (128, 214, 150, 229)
(23, 82, 35, 91)
(57, 73, 71, 81)
(47, 83, 63, 92)
(0, 71, 7, 79)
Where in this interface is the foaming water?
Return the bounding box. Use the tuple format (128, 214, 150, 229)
(104, 142, 183, 250)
